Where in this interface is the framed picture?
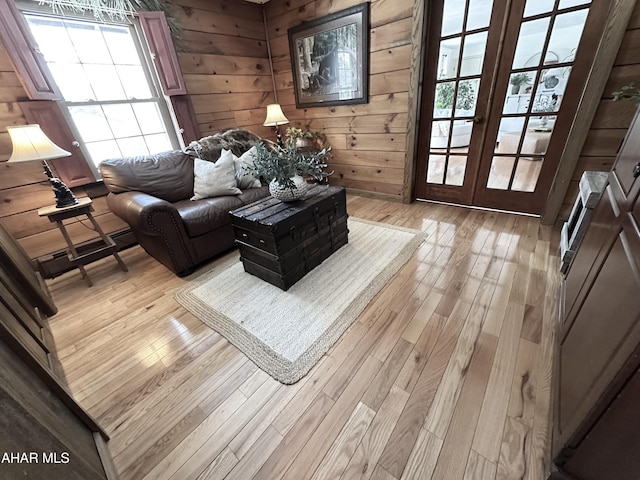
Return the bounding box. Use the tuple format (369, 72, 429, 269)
(287, 3, 369, 108)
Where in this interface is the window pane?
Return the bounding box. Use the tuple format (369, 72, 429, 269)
(467, 0, 493, 31)
(427, 154, 446, 183)
(101, 25, 140, 65)
(513, 18, 551, 69)
(145, 133, 172, 153)
(84, 65, 126, 100)
(24, 14, 179, 169)
(497, 117, 526, 153)
(434, 81, 456, 117)
(456, 79, 479, 114)
(48, 63, 95, 101)
(25, 17, 78, 63)
(431, 121, 451, 148)
(133, 103, 165, 134)
(559, 0, 591, 8)
(66, 21, 112, 64)
(438, 38, 461, 80)
(548, 10, 589, 62)
(524, 0, 554, 17)
(445, 155, 467, 186)
(460, 32, 488, 77)
(487, 156, 515, 190)
(86, 140, 121, 165)
(117, 136, 148, 157)
(117, 65, 152, 99)
(512, 158, 543, 192)
(68, 106, 112, 142)
(442, 0, 465, 36)
(103, 104, 141, 137)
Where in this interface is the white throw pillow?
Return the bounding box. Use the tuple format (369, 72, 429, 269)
(233, 146, 262, 189)
(191, 150, 241, 200)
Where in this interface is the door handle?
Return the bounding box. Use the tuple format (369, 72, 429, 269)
(633, 162, 640, 178)
(473, 116, 484, 124)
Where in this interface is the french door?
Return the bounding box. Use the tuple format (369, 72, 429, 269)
(415, 0, 608, 214)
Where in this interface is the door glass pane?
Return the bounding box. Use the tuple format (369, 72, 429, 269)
(529, 114, 557, 134)
(467, 0, 493, 30)
(487, 156, 515, 189)
(442, 0, 465, 36)
(435, 81, 456, 117)
(445, 155, 467, 186)
(438, 38, 461, 79)
(521, 121, 553, 154)
(427, 154, 446, 183)
(512, 158, 543, 191)
(548, 10, 589, 61)
(513, 18, 551, 69)
(497, 117, 526, 153)
(456, 79, 479, 114)
(461, 32, 488, 76)
(559, 0, 591, 8)
(524, 0, 554, 18)
(431, 121, 452, 148)
(506, 71, 535, 98)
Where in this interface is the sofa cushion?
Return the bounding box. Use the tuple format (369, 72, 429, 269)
(175, 196, 244, 238)
(100, 150, 194, 202)
(238, 186, 270, 205)
(191, 150, 242, 200)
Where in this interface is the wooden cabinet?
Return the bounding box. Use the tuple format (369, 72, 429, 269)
(553, 108, 640, 479)
(0, 221, 117, 479)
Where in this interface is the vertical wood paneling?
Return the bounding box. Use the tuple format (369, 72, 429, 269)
(265, 0, 415, 201)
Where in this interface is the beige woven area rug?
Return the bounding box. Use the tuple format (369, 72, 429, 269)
(175, 218, 424, 384)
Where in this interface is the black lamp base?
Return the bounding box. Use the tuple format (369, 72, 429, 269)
(51, 177, 79, 208)
(42, 160, 78, 208)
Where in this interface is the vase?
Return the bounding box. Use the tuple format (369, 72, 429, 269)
(269, 175, 308, 202)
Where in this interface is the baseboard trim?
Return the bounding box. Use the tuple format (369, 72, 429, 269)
(36, 229, 137, 279)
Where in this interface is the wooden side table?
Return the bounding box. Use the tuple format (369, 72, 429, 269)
(38, 197, 127, 286)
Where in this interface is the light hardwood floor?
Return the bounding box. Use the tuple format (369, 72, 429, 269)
(46, 195, 561, 480)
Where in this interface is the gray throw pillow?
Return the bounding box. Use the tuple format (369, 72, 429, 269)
(191, 150, 242, 200)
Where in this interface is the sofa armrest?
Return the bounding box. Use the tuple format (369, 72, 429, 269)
(107, 191, 197, 275)
(107, 191, 179, 234)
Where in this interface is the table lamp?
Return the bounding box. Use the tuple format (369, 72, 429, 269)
(263, 103, 289, 147)
(7, 124, 79, 208)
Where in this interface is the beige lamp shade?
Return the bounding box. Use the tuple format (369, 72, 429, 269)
(7, 124, 71, 162)
(263, 104, 289, 127)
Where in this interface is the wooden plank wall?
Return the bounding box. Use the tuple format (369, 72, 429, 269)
(264, 0, 414, 200)
(171, 0, 274, 138)
(0, 0, 271, 261)
(557, 2, 640, 223)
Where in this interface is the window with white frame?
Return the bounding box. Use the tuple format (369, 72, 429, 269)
(23, 13, 179, 167)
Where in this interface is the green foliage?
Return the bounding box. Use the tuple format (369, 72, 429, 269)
(435, 81, 476, 111)
(510, 72, 531, 86)
(612, 83, 640, 102)
(244, 142, 332, 191)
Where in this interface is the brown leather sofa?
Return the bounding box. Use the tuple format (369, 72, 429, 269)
(100, 130, 270, 276)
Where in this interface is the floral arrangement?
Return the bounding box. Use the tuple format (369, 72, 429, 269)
(244, 142, 332, 191)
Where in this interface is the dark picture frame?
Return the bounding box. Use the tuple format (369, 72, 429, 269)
(287, 3, 369, 108)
